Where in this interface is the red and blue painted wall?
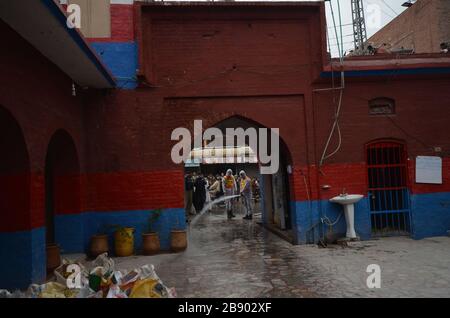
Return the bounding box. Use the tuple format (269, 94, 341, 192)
(53, 170, 186, 254)
(59, 0, 138, 89)
(1, 1, 450, 291)
(88, 2, 138, 89)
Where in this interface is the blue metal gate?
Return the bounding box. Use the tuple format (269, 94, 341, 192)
(366, 141, 412, 236)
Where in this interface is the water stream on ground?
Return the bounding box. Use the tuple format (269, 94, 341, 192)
(190, 195, 241, 227)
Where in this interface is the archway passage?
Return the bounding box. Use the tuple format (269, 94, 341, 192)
(184, 116, 294, 242)
(45, 130, 81, 246)
(0, 107, 30, 231)
(0, 106, 35, 289)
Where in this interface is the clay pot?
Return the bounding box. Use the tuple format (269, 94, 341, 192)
(90, 234, 109, 258)
(142, 232, 160, 255)
(46, 244, 61, 273)
(114, 227, 135, 257)
(170, 230, 187, 252)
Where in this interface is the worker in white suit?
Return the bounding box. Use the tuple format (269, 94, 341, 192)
(239, 170, 253, 220)
(222, 169, 237, 219)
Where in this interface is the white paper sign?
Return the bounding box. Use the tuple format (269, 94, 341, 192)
(416, 156, 442, 184)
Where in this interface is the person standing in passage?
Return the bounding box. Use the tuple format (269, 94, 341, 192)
(205, 176, 212, 212)
(222, 169, 237, 219)
(193, 174, 207, 213)
(209, 176, 221, 200)
(240, 170, 253, 220)
(185, 173, 195, 219)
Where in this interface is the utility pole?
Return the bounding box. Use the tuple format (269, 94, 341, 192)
(351, 0, 368, 55)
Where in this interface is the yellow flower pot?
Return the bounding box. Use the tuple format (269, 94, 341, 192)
(114, 227, 135, 257)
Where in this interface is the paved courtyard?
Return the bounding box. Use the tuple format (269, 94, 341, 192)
(68, 207, 450, 298)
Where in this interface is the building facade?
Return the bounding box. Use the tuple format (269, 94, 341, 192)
(1, 1, 450, 290)
(369, 0, 450, 53)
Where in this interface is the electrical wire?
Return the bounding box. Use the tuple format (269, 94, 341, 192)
(381, 0, 399, 16)
(318, 0, 345, 167)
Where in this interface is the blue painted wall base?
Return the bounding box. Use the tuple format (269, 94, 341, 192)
(55, 208, 186, 254)
(288, 192, 450, 244)
(291, 199, 371, 244)
(411, 192, 450, 239)
(0, 227, 46, 290)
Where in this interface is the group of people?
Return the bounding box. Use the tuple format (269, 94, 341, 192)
(184, 169, 260, 221)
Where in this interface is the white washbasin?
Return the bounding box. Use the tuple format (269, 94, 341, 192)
(329, 194, 364, 239)
(329, 194, 364, 205)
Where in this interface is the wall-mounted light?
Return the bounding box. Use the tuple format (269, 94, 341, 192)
(286, 165, 292, 175)
(72, 82, 77, 97)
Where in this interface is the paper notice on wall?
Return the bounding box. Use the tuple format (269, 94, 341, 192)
(415, 156, 442, 184)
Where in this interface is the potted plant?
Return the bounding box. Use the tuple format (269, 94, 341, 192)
(170, 216, 187, 252)
(89, 225, 110, 258)
(112, 225, 135, 257)
(142, 209, 162, 255)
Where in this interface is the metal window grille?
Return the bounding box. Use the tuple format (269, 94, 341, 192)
(366, 141, 411, 236)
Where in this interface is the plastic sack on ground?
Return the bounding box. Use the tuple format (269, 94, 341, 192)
(139, 264, 159, 280)
(54, 259, 88, 287)
(129, 278, 165, 298)
(91, 253, 115, 274)
(0, 290, 12, 298)
(106, 285, 128, 298)
(0, 253, 175, 298)
(39, 282, 68, 298)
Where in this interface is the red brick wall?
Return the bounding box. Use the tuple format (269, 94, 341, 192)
(0, 20, 85, 230)
(369, 0, 450, 53)
(83, 5, 325, 209)
(83, 4, 450, 209)
(84, 170, 184, 212)
(87, 4, 135, 42)
(312, 77, 450, 199)
(3, 3, 450, 233)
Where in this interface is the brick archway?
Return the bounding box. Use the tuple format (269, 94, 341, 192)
(45, 129, 81, 251)
(0, 105, 35, 289)
(183, 114, 296, 239)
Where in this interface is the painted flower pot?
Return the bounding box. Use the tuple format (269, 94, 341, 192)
(170, 230, 187, 252)
(46, 244, 61, 273)
(142, 232, 161, 255)
(90, 234, 109, 258)
(114, 227, 135, 257)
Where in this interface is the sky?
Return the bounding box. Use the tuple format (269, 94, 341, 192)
(322, 0, 409, 56)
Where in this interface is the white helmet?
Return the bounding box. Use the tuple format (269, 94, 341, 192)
(226, 169, 233, 176)
(239, 170, 246, 177)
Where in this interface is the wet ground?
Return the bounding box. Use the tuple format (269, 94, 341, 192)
(113, 204, 335, 298)
(67, 202, 450, 298)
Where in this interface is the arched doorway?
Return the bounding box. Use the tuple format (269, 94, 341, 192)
(0, 106, 33, 289)
(184, 115, 295, 242)
(45, 130, 81, 249)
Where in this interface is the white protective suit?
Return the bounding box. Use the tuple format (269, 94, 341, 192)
(239, 171, 253, 218)
(222, 169, 237, 217)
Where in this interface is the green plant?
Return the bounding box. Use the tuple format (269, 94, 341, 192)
(146, 209, 162, 234)
(110, 225, 135, 240)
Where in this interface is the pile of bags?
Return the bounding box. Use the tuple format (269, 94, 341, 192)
(0, 253, 176, 299)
